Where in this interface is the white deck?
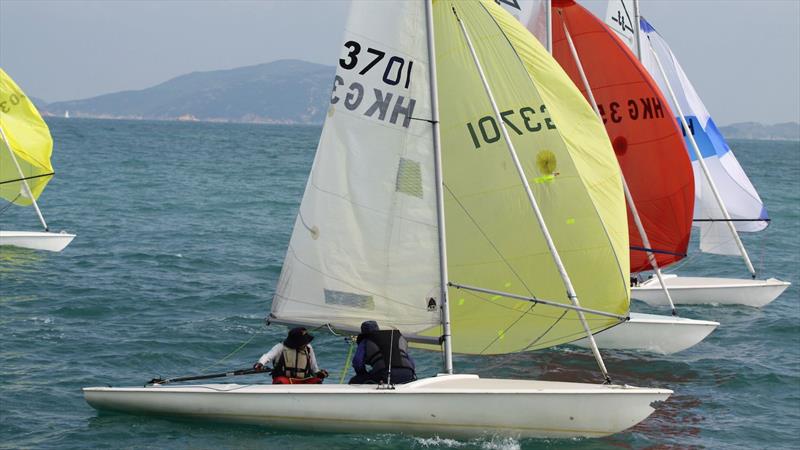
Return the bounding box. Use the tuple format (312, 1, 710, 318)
(84, 374, 671, 439)
(571, 312, 719, 354)
(0, 230, 75, 252)
(632, 275, 790, 307)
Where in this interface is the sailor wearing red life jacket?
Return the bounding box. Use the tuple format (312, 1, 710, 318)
(253, 327, 328, 384)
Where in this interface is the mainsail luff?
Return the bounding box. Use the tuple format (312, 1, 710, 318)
(424, 0, 454, 373)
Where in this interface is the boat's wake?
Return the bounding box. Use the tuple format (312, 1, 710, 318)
(412, 435, 521, 450)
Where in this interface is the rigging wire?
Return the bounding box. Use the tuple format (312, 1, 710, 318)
(0, 194, 21, 215)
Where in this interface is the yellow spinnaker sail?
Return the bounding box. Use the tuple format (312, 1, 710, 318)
(429, 0, 629, 354)
(0, 68, 54, 206)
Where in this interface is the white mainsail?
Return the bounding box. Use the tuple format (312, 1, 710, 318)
(271, 2, 442, 336)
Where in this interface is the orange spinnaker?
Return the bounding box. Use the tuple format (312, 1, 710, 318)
(551, 0, 694, 272)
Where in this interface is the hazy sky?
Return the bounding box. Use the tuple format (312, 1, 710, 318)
(1, 0, 798, 125)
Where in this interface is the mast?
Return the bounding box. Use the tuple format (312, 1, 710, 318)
(453, 6, 611, 383)
(545, 0, 553, 53)
(559, 10, 678, 314)
(425, 0, 454, 374)
(646, 38, 757, 278)
(0, 125, 49, 231)
(632, 0, 642, 60)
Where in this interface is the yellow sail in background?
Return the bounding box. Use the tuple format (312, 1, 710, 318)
(0, 68, 54, 206)
(429, 0, 629, 354)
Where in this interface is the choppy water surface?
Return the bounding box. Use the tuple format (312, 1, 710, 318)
(1, 118, 798, 449)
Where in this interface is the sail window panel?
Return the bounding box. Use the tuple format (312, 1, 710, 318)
(395, 158, 424, 199)
(324, 289, 376, 310)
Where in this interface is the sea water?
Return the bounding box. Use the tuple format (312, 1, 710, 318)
(1, 118, 798, 449)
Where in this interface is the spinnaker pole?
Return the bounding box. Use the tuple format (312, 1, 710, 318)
(426, 0, 454, 374)
(646, 38, 757, 278)
(449, 282, 628, 320)
(559, 10, 678, 314)
(453, 6, 611, 383)
(0, 125, 49, 231)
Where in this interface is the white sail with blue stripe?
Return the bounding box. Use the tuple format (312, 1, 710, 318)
(605, 1, 769, 256)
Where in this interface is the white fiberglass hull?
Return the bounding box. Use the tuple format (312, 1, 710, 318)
(84, 374, 671, 439)
(0, 230, 75, 252)
(571, 312, 719, 355)
(632, 275, 791, 308)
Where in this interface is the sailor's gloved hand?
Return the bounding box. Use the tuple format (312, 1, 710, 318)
(253, 363, 264, 371)
(316, 370, 329, 379)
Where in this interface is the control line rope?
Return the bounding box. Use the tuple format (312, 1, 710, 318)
(198, 334, 258, 374)
(339, 337, 356, 384)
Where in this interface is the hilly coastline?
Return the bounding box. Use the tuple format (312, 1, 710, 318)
(719, 122, 800, 142)
(36, 59, 799, 139)
(40, 59, 335, 125)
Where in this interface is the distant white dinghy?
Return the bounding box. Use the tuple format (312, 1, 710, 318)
(0, 69, 75, 252)
(604, 0, 790, 307)
(572, 312, 719, 355)
(84, 0, 672, 439)
(632, 275, 791, 308)
(84, 375, 670, 439)
(0, 230, 75, 253)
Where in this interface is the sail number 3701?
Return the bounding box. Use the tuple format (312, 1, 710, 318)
(339, 40, 414, 89)
(467, 106, 556, 149)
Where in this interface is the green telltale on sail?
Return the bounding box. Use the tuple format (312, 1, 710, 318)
(0, 68, 54, 206)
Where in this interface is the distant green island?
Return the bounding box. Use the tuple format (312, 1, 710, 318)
(35, 59, 799, 140)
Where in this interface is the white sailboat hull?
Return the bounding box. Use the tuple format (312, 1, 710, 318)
(84, 374, 671, 439)
(632, 275, 791, 308)
(0, 230, 75, 252)
(571, 312, 719, 355)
